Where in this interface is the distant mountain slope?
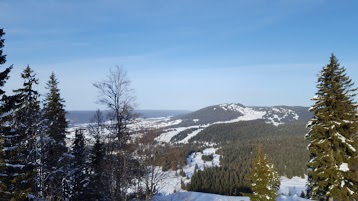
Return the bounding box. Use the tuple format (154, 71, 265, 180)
(171, 103, 311, 128)
(66, 110, 190, 125)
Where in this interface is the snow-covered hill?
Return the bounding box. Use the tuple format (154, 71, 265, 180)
(172, 103, 310, 127)
(155, 103, 310, 143)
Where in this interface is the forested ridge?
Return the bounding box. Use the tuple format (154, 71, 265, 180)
(183, 120, 308, 196)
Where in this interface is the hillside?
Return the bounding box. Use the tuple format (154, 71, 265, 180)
(150, 103, 311, 181)
(170, 103, 311, 128)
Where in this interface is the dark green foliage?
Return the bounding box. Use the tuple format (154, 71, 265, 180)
(190, 120, 307, 143)
(300, 191, 305, 198)
(180, 179, 186, 190)
(218, 136, 308, 178)
(191, 120, 309, 177)
(246, 144, 280, 201)
(186, 124, 308, 197)
(201, 154, 214, 162)
(1, 66, 40, 200)
(170, 127, 200, 142)
(86, 136, 106, 200)
(0, 28, 13, 198)
(0, 28, 12, 97)
(306, 54, 358, 200)
(42, 73, 68, 199)
(179, 168, 186, 177)
(187, 166, 251, 196)
(68, 129, 90, 201)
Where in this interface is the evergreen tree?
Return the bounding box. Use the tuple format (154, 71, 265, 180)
(246, 144, 280, 201)
(87, 136, 106, 200)
(0, 28, 13, 197)
(42, 72, 68, 200)
(86, 109, 108, 200)
(68, 129, 90, 201)
(1, 66, 40, 200)
(0, 28, 12, 98)
(306, 54, 358, 200)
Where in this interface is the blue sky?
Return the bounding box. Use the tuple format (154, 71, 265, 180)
(1, 0, 358, 110)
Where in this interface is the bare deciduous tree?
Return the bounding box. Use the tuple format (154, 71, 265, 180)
(93, 66, 137, 201)
(93, 66, 136, 147)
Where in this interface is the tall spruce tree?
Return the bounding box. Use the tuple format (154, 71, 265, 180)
(246, 144, 280, 201)
(1, 66, 40, 200)
(42, 72, 68, 200)
(0, 28, 12, 98)
(87, 109, 107, 200)
(306, 54, 358, 200)
(0, 28, 13, 197)
(68, 129, 90, 201)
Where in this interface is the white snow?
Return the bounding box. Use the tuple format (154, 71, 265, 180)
(179, 128, 204, 144)
(156, 176, 310, 201)
(278, 176, 307, 198)
(154, 192, 250, 201)
(6, 163, 25, 168)
(155, 127, 190, 142)
(276, 195, 311, 201)
(339, 163, 349, 172)
(154, 148, 220, 195)
(265, 107, 300, 126)
(156, 106, 267, 143)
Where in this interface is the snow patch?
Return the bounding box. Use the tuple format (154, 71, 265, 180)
(278, 176, 307, 197)
(339, 163, 349, 172)
(179, 128, 204, 144)
(154, 192, 250, 201)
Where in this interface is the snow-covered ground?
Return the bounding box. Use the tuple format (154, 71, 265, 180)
(155, 177, 310, 201)
(154, 147, 221, 195)
(153, 147, 309, 201)
(154, 192, 250, 201)
(278, 176, 307, 197)
(155, 192, 311, 201)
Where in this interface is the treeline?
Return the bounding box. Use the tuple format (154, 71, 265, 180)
(218, 136, 308, 178)
(186, 166, 251, 196)
(189, 120, 308, 143)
